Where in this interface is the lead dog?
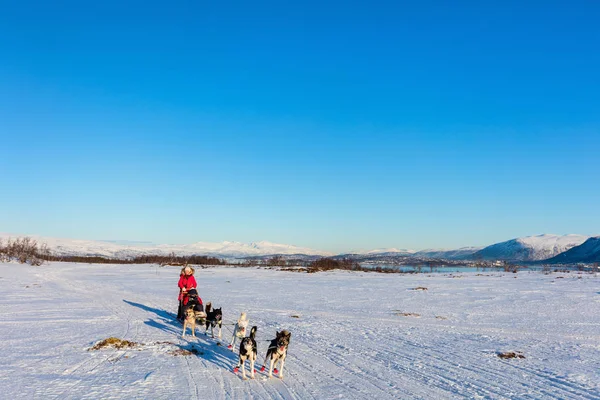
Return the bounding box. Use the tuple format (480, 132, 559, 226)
(186, 289, 207, 323)
(204, 302, 223, 338)
(233, 326, 257, 380)
(182, 307, 198, 338)
(260, 330, 291, 379)
(228, 312, 249, 350)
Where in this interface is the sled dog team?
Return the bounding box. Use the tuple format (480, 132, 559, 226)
(178, 266, 291, 380)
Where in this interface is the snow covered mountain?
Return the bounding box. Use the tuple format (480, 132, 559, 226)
(0, 234, 332, 258)
(545, 236, 600, 264)
(349, 248, 416, 256)
(472, 234, 590, 262)
(412, 247, 483, 260)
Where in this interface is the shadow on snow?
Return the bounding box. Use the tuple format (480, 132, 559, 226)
(122, 299, 239, 372)
(122, 299, 175, 321)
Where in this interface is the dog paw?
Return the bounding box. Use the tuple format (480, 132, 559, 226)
(260, 366, 265, 372)
(242, 376, 247, 381)
(273, 368, 279, 374)
(227, 345, 233, 350)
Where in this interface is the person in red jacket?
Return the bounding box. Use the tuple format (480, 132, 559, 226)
(177, 265, 197, 321)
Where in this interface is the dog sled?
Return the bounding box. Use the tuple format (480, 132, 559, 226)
(180, 288, 206, 323)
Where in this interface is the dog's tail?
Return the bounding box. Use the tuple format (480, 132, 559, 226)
(250, 326, 257, 339)
(205, 302, 212, 313)
(240, 312, 247, 321)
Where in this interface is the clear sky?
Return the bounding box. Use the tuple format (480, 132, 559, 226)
(1, 1, 599, 253)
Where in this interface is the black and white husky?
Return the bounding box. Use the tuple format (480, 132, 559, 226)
(233, 326, 257, 380)
(260, 330, 291, 379)
(228, 312, 249, 350)
(204, 302, 222, 338)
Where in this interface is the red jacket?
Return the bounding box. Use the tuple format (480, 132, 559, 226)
(178, 274, 197, 304)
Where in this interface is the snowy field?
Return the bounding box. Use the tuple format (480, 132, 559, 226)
(1, 262, 599, 400)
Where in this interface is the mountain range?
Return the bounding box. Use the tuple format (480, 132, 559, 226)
(471, 234, 590, 261)
(544, 237, 600, 264)
(0, 234, 332, 258)
(1, 233, 598, 263)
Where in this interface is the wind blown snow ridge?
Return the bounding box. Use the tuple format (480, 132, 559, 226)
(0, 234, 332, 258)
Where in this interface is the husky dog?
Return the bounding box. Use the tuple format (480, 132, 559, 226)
(233, 326, 257, 380)
(260, 330, 291, 379)
(228, 312, 249, 350)
(186, 289, 206, 322)
(182, 307, 198, 338)
(204, 302, 223, 338)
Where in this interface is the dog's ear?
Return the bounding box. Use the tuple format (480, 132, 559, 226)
(276, 331, 280, 337)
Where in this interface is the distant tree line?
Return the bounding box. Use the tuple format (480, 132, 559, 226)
(240, 256, 424, 274)
(306, 257, 361, 272)
(132, 253, 226, 266)
(305, 257, 403, 274)
(45, 253, 226, 265)
(237, 256, 309, 268)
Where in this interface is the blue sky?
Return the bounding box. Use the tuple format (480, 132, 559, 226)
(1, 1, 599, 253)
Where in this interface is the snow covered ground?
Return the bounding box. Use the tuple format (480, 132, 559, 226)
(1, 262, 599, 399)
